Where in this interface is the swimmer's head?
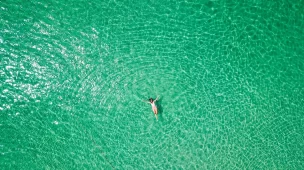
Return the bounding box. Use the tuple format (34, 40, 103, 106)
(149, 98, 153, 103)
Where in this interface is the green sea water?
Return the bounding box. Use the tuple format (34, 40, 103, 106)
(1, 0, 304, 169)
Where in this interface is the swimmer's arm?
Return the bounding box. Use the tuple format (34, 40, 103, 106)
(142, 100, 150, 104)
(155, 95, 160, 101)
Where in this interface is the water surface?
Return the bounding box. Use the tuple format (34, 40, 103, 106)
(1, 0, 304, 169)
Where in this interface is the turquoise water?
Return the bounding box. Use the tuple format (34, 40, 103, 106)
(1, 0, 304, 169)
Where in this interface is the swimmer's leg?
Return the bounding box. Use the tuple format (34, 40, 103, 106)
(154, 113, 158, 120)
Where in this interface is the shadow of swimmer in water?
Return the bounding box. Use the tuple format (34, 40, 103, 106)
(143, 95, 160, 120)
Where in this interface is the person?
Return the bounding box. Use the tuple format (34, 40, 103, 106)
(144, 96, 159, 120)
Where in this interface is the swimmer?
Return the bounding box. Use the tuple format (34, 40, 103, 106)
(144, 96, 159, 120)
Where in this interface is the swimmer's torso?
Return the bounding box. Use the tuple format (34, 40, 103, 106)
(151, 102, 158, 114)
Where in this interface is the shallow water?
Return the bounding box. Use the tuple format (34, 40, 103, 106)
(1, 0, 304, 169)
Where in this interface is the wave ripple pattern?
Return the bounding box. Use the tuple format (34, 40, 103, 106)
(1, 0, 303, 169)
